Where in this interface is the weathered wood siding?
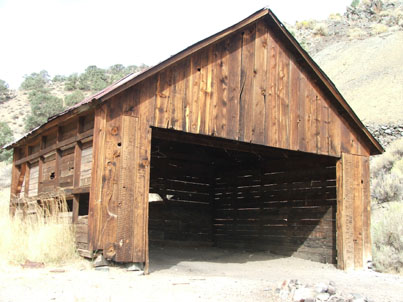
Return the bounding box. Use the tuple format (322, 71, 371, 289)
(146, 20, 369, 157)
(336, 153, 371, 270)
(90, 20, 371, 265)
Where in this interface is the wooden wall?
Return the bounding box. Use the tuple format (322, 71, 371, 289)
(336, 153, 371, 270)
(10, 113, 94, 221)
(144, 20, 370, 157)
(214, 159, 337, 263)
(87, 18, 372, 268)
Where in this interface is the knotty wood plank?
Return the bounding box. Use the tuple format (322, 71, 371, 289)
(88, 105, 107, 251)
(267, 32, 279, 147)
(353, 155, 364, 268)
(239, 24, 256, 142)
(252, 20, 268, 145)
(100, 100, 122, 259)
(116, 116, 139, 262)
(190, 52, 202, 134)
(155, 68, 172, 129)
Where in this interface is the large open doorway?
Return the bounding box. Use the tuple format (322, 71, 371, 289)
(148, 128, 337, 271)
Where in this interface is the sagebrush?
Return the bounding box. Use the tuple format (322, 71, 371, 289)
(372, 202, 403, 273)
(371, 137, 403, 274)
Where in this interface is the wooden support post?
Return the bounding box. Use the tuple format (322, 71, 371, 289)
(10, 149, 20, 215)
(72, 195, 79, 224)
(38, 136, 46, 194)
(24, 162, 31, 197)
(55, 127, 62, 187)
(336, 153, 371, 270)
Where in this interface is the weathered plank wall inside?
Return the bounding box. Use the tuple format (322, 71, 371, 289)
(214, 159, 337, 264)
(336, 153, 371, 270)
(149, 156, 213, 245)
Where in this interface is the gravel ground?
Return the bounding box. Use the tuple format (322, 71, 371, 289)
(0, 246, 402, 302)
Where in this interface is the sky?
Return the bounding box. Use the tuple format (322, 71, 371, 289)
(0, 0, 351, 89)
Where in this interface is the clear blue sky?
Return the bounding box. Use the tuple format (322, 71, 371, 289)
(0, 0, 351, 89)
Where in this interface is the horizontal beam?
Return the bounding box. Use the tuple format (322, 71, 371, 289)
(15, 129, 93, 166)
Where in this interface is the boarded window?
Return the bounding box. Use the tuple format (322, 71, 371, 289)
(28, 162, 39, 197)
(80, 143, 92, 187)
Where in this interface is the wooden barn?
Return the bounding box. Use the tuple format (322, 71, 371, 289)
(7, 9, 383, 273)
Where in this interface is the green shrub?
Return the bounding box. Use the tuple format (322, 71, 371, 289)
(351, 0, 360, 8)
(25, 91, 63, 131)
(52, 75, 66, 82)
(20, 70, 49, 90)
(64, 90, 85, 107)
(0, 79, 11, 103)
(372, 202, 403, 273)
(0, 122, 13, 162)
(65, 73, 79, 91)
(78, 65, 108, 91)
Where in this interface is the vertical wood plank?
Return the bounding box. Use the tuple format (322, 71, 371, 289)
(353, 155, 364, 268)
(328, 107, 341, 157)
(318, 96, 330, 155)
(252, 20, 267, 145)
(24, 162, 30, 197)
(239, 24, 256, 142)
(298, 74, 307, 152)
(88, 105, 107, 251)
(336, 158, 345, 269)
(362, 156, 372, 264)
(215, 40, 229, 138)
(72, 195, 79, 224)
(38, 136, 46, 194)
(226, 32, 242, 141)
(266, 31, 278, 147)
(289, 61, 299, 151)
(198, 49, 209, 135)
(190, 52, 201, 134)
(277, 46, 290, 149)
(116, 115, 139, 262)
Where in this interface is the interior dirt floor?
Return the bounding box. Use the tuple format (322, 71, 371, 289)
(0, 246, 402, 302)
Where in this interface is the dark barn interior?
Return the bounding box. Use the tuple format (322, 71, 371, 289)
(148, 128, 338, 264)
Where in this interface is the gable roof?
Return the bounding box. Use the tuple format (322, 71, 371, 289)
(7, 8, 383, 154)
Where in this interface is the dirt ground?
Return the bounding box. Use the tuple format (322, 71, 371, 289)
(0, 246, 402, 302)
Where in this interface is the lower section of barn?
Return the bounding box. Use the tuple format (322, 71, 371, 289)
(148, 129, 338, 266)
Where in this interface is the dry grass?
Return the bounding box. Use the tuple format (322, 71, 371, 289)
(0, 189, 79, 267)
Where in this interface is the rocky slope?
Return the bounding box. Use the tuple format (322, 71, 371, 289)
(289, 0, 403, 146)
